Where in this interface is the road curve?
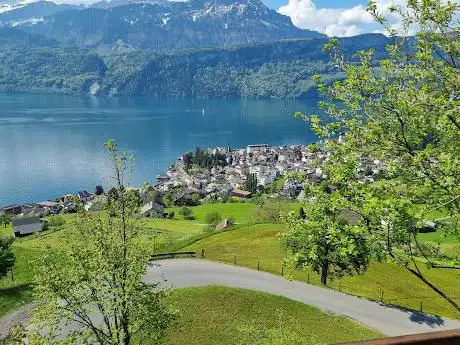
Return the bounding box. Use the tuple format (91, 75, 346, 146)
(146, 258, 460, 337)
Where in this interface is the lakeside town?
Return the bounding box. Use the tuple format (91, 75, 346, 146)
(1, 142, 386, 237)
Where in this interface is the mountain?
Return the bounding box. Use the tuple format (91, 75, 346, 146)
(0, 26, 56, 48)
(0, 1, 79, 26)
(0, 33, 391, 97)
(6, 0, 324, 50)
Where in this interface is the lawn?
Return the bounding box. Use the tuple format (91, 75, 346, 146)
(183, 224, 460, 319)
(167, 202, 301, 224)
(167, 203, 257, 223)
(165, 286, 381, 345)
(0, 213, 205, 317)
(418, 231, 460, 260)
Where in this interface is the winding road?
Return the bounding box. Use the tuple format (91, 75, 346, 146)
(146, 259, 460, 337)
(2, 258, 460, 339)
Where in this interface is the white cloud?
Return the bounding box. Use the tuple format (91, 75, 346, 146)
(278, 0, 375, 37)
(278, 0, 424, 37)
(280, 0, 460, 37)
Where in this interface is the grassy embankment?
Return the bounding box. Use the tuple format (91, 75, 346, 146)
(0, 206, 383, 344)
(0, 213, 205, 317)
(166, 286, 381, 345)
(183, 223, 460, 319)
(1, 201, 459, 321)
(166, 202, 301, 224)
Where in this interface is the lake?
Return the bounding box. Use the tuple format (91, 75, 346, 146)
(0, 93, 319, 205)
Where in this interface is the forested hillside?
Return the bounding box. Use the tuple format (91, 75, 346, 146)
(0, 33, 391, 98)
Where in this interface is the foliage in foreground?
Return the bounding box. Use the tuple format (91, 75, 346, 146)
(30, 140, 174, 344)
(282, 185, 370, 285)
(299, 0, 460, 313)
(0, 236, 15, 280)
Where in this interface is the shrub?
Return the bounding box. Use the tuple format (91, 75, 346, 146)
(252, 202, 284, 223)
(41, 221, 49, 231)
(95, 185, 104, 196)
(47, 215, 65, 228)
(206, 212, 222, 227)
(179, 207, 193, 219)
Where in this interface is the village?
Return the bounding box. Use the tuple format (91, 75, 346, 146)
(154, 143, 383, 201)
(1, 143, 386, 238)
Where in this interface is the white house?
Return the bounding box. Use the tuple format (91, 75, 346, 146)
(78, 191, 93, 203)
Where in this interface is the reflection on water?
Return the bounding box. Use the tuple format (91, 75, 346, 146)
(0, 93, 319, 204)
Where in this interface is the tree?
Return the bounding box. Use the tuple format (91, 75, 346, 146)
(253, 202, 284, 224)
(179, 206, 193, 219)
(95, 185, 104, 196)
(191, 193, 201, 205)
(32, 140, 174, 344)
(182, 152, 193, 167)
(144, 190, 164, 205)
(163, 192, 174, 207)
(205, 212, 222, 228)
(300, 0, 460, 309)
(245, 173, 258, 194)
(0, 213, 11, 228)
(298, 207, 306, 220)
(0, 236, 15, 279)
(282, 186, 370, 285)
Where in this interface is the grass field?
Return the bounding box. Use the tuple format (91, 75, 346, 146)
(166, 286, 381, 345)
(183, 224, 460, 319)
(167, 203, 257, 223)
(167, 202, 301, 224)
(0, 215, 205, 317)
(418, 231, 460, 260)
(2, 202, 458, 322)
(1, 202, 271, 317)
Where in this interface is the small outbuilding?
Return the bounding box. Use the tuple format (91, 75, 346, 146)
(231, 189, 252, 198)
(12, 216, 42, 237)
(139, 202, 165, 218)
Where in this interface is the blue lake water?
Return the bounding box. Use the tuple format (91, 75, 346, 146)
(0, 93, 319, 204)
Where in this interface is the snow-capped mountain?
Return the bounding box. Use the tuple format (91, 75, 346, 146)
(0, 0, 324, 50)
(0, 1, 80, 26)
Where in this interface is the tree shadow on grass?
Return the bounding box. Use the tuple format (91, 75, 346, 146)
(0, 284, 33, 316)
(0, 284, 32, 298)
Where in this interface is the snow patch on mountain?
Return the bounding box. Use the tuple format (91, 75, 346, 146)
(11, 15, 43, 25)
(161, 12, 170, 25)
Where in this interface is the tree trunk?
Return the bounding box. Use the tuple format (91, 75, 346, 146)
(321, 261, 329, 286)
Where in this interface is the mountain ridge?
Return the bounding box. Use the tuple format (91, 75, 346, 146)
(0, 0, 325, 50)
(0, 32, 390, 98)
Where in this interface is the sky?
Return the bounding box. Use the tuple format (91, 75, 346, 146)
(275, 0, 459, 37)
(275, 0, 401, 37)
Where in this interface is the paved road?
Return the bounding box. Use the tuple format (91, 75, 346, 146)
(146, 259, 460, 337)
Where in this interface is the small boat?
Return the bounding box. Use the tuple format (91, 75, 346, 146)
(202, 108, 205, 116)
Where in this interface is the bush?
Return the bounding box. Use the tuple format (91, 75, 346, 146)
(206, 212, 222, 227)
(252, 202, 284, 223)
(191, 193, 201, 205)
(47, 215, 65, 228)
(179, 207, 193, 219)
(95, 185, 104, 196)
(41, 221, 49, 231)
(414, 241, 444, 259)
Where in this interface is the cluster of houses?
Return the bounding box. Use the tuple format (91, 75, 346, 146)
(153, 144, 329, 201)
(153, 143, 388, 203)
(2, 143, 389, 237)
(1, 190, 95, 237)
